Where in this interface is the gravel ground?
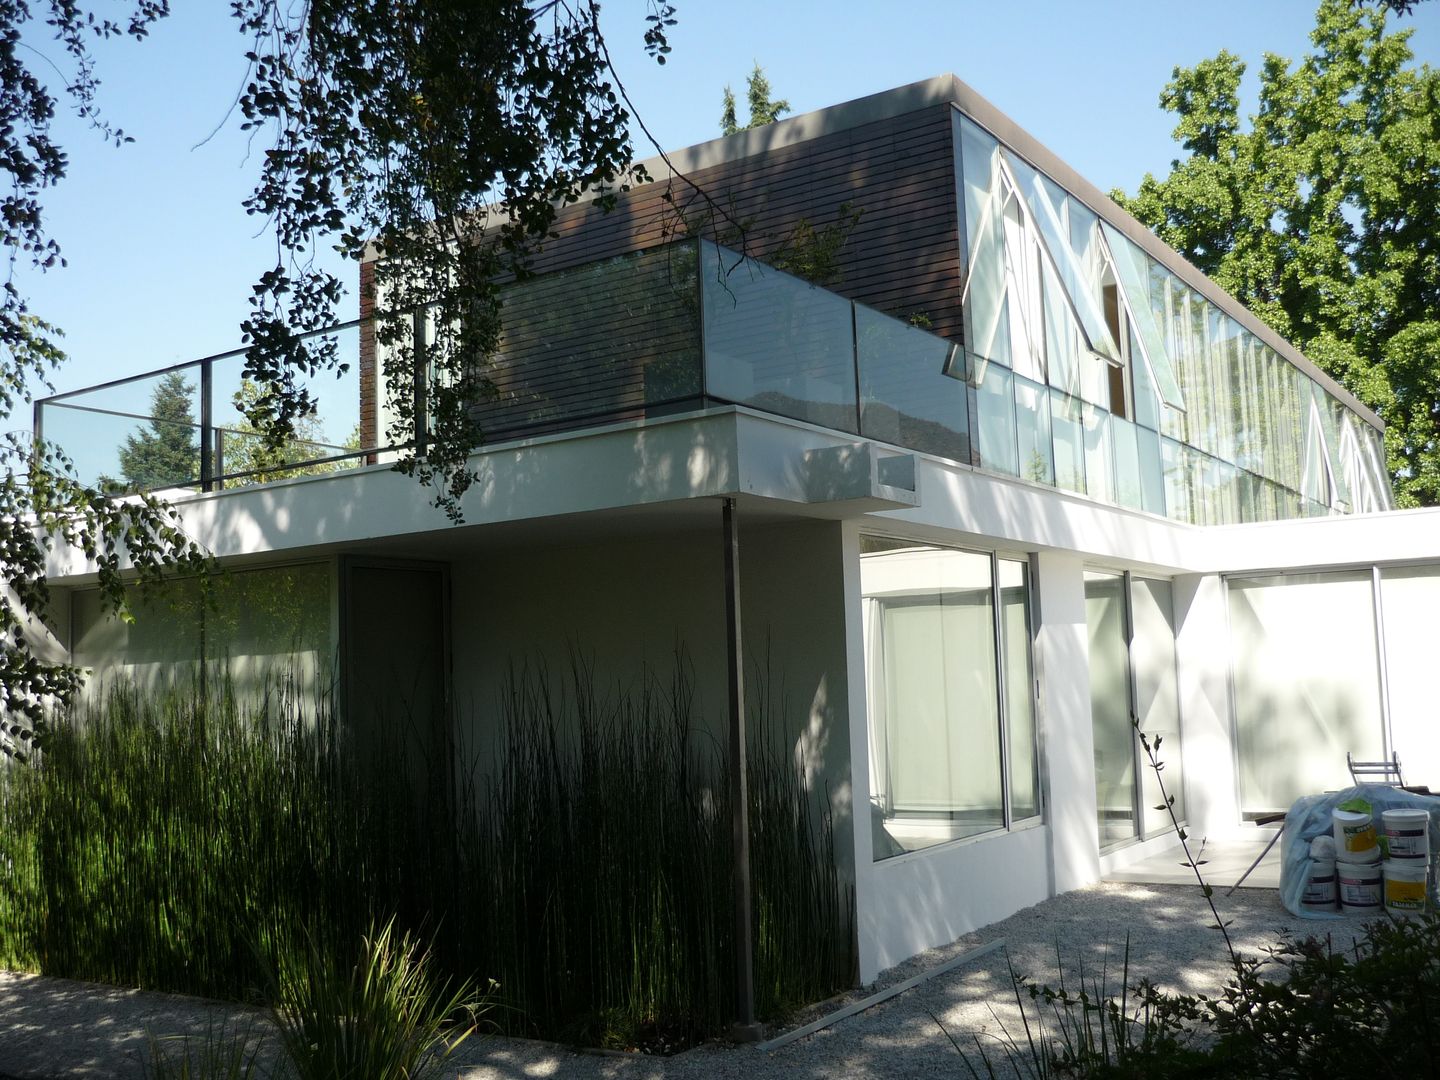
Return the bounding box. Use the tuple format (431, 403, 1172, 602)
(0, 882, 1357, 1080)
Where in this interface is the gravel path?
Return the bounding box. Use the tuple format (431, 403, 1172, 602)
(0, 882, 1350, 1079)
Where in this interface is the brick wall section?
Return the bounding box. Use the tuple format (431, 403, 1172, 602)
(355, 103, 960, 439)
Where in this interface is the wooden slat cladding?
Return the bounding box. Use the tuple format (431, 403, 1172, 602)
(527, 104, 961, 341)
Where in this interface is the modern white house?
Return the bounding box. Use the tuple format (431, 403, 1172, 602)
(28, 75, 1440, 987)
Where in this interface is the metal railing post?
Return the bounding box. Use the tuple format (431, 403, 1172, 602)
(199, 358, 214, 491)
(413, 310, 428, 458)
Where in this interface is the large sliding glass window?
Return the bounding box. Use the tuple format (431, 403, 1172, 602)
(861, 536, 1039, 861)
(1085, 570, 1186, 849)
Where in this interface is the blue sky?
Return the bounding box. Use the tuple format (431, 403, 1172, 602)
(19, 1, 1440, 409)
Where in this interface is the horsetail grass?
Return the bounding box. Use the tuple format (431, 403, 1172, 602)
(0, 656, 854, 1046)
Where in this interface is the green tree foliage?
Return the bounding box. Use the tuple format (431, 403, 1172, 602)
(1116, 0, 1440, 505)
(1, 1, 674, 729)
(222, 379, 343, 484)
(234, 0, 677, 522)
(1, 2, 208, 748)
(720, 64, 791, 136)
(117, 371, 198, 491)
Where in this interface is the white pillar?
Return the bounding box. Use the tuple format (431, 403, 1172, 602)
(1033, 551, 1100, 892)
(1173, 573, 1242, 840)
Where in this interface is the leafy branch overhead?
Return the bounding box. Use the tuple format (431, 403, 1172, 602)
(0, 1, 215, 739)
(234, 0, 675, 521)
(1116, 0, 1440, 506)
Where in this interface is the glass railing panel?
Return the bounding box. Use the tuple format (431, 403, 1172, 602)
(856, 306, 970, 462)
(210, 322, 365, 488)
(1051, 389, 1086, 494)
(1161, 436, 1190, 523)
(974, 358, 1018, 476)
(475, 243, 702, 436)
(1136, 424, 1166, 516)
(1111, 415, 1144, 511)
(40, 368, 204, 493)
(702, 241, 857, 433)
(1014, 374, 1054, 486)
(1082, 404, 1114, 504)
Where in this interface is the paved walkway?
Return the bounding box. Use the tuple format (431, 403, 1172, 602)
(0, 879, 1332, 1080)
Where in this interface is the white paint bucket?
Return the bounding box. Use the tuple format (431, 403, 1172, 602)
(1301, 857, 1337, 910)
(1333, 809, 1379, 860)
(1337, 859, 1383, 913)
(1383, 859, 1428, 914)
(1382, 808, 1430, 860)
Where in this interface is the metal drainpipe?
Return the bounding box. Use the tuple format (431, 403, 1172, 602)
(723, 496, 763, 1042)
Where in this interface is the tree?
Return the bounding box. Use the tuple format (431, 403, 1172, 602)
(1, 1, 677, 738)
(1116, 0, 1440, 506)
(117, 371, 199, 491)
(233, 0, 678, 522)
(720, 64, 791, 136)
(1, 2, 210, 753)
(221, 379, 346, 484)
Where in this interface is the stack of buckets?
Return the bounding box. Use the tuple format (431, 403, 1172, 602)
(1308, 805, 1431, 915)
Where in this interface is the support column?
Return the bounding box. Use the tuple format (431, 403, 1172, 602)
(723, 497, 762, 1042)
(1173, 573, 1242, 840)
(1032, 552, 1101, 892)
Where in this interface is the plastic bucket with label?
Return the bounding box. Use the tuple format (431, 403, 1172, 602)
(1382, 808, 1429, 860)
(1337, 859, 1383, 914)
(1334, 808, 1379, 860)
(1384, 859, 1428, 915)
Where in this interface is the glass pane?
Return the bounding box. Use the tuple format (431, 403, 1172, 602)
(958, 119, 1012, 367)
(1014, 374, 1055, 486)
(1111, 414, 1143, 510)
(1100, 222, 1185, 410)
(42, 369, 202, 493)
(861, 538, 1004, 859)
(1000, 559, 1039, 820)
(1005, 152, 1119, 361)
(1132, 578, 1183, 833)
(1129, 325, 1162, 431)
(1082, 404, 1114, 504)
(702, 241, 858, 433)
(1051, 389, 1086, 494)
(1228, 573, 1385, 816)
(857, 307, 970, 461)
(975, 359, 1018, 476)
(1161, 437, 1190, 523)
(1137, 425, 1166, 515)
(71, 579, 204, 699)
(1086, 571, 1136, 846)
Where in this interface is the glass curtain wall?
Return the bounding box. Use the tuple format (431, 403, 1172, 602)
(1085, 571, 1185, 848)
(955, 110, 1393, 523)
(861, 537, 1038, 860)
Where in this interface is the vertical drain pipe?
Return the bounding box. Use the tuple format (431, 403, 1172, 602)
(724, 496, 763, 1041)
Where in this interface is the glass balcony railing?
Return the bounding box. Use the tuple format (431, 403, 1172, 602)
(34, 238, 981, 498)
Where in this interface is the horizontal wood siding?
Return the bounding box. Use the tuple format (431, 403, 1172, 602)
(532, 104, 961, 339)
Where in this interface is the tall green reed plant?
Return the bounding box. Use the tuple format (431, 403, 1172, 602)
(0, 652, 853, 1046)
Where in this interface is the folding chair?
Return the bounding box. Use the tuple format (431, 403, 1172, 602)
(1226, 810, 1286, 896)
(1347, 751, 1404, 787)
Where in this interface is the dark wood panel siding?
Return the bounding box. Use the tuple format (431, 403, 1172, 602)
(530, 104, 961, 339)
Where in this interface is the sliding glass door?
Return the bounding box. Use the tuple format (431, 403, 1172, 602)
(1085, 570, 1185, 849)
